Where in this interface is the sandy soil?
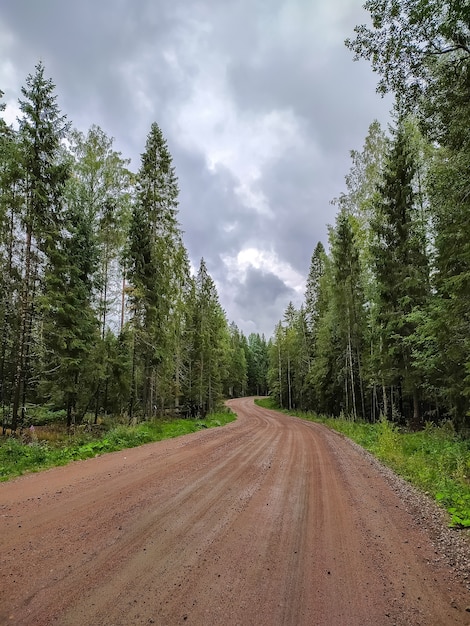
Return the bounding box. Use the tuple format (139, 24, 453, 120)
(0, 397, 469, 625)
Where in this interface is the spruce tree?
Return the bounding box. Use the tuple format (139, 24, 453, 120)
(370, 119, 429, 423)
(191, 258, 228, 415)
(39, 198, 99, 427)
(0, 95, 22, 418)
(331, 210, 366, 419)
(126, 122, 187, 418)
(12, 62, 70, 429)
(226, 323, 247, 398)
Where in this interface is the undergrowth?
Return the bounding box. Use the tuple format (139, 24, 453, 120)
(255, 398, 470, 528)
(0, 410, 235, 482)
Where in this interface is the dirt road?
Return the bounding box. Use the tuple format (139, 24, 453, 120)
(0, 398, 468, 625)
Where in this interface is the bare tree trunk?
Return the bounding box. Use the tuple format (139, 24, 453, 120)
(0, 204, 16, 411)
(347, 319, 357, 420)
(199, 353, 204, 416)
(412, 387, 420, 428)
(94, 384, 101, 424)
(128, 333, 136, 424)
(287, 353, 292, 410)
(120, 272, 126, 332)
(12, 226, 33, 431)
(382, 382, 388, 419)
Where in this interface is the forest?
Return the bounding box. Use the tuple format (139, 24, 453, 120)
(0, 63, 269, 432)
(1, 0, 469, 435)
(268, 0, 470, 432)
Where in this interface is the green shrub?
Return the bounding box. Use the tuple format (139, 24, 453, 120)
(0, 409, 236, 482)
(255, 400, 470, 528)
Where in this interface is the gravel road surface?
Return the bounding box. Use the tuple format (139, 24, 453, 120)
(0, 397, 469, 625)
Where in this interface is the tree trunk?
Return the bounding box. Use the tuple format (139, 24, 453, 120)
(347, 320, 357, 420)
(128, 333, 136, 424)
(287, 353, 292, 410)
(120, 272, 126, 332)
(412, 387, 421, 429)
(382, 382, 388, 420)
(12, 226, 33, 431)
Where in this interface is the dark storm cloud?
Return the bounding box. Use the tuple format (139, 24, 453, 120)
(1, 0, 200, 151)
(0, 0, 391, 336)
(235, 267, 294, 308)
(231, 267, 296, 337)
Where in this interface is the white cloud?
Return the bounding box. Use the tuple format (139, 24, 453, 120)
(222, 247, 305, 294)
(0, 23, 21, 127)
(166, 23, 309, 217)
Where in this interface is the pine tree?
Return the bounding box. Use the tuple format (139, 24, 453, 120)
(427, 144, 470, 428)
(12, 62, 70, 430)
(126, 122, 187, 418)
(370, 119, 430, 423)
(0, 95, 22, 421)
(268, 322, 285, 408)
(305, 242, 326, 339)
(307, 251, 343, 415)
(245, 333, 269, 396)
(226, 323, 247, 398)
(189, 259, 228, 416)
(330, 210, 366, 419)
(39, 198, 99, 427)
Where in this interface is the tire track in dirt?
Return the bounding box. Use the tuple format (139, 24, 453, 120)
(0, 398, 468, 625)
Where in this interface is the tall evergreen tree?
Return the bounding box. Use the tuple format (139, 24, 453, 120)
(330, 210, 367, 418)
(370, 119, 430, 423)
(225, 323, 247, 398)
(197, 259, 228, 414)
(126, 122, 187, 417)
(0, 94, 22, 420)
(39, 197, 99, 427)
(245, 333, 269, 396)
(426, 141, 470, 428)
(12, 62, 70, 430)
(304, 241, 327, 394)
(305, 242, 326, 340)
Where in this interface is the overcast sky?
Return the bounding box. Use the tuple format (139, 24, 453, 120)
(0, 0, 392, 337)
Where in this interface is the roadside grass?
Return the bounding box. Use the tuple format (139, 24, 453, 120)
(0, 410, 235, 482)
(255, 398, 470, 528)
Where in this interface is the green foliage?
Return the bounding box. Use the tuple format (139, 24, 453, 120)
(345, 0, 470, 113)
(254, 397, 278, 410)
(0, 409, 235, 481)
(25, 406, 67, 426)
(125, 121, 189, 418)
(320, 414, 469, 528)
(256, 399, 469, 527)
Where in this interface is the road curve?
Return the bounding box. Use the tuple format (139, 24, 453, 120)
(0, 397, 468, 625)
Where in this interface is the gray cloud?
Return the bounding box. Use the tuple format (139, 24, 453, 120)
(0, 0, 391, 337)
(231, 267, 296, 337)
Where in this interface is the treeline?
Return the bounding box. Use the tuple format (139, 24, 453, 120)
(268, 0, 470, 431)
(0, 62, 268, 431)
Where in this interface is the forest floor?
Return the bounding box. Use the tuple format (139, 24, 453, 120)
(0, 397, 469, 625)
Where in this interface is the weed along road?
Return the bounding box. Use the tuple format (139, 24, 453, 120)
(1, 398, 469, 625)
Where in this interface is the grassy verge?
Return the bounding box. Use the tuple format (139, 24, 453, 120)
(0, 410, 235, 482)
(255, 398, 470, 528)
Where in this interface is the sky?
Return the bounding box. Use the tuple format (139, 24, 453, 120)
(0, 0, 392, 338)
